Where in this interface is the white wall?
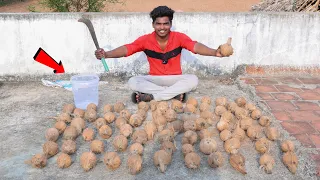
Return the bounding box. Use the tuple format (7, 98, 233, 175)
(0, 12, 319, 77)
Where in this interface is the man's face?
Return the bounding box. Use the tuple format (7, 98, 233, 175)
(152, 16, 172, 38)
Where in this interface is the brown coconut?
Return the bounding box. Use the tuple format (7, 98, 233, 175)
(62, 103, 75, 114)
(157, 101, 169, 115)
(208, 151, 224, 168)
(57, 153, 72, 168)
(230, 153, 247, 174)
(171, 99, 183, 113)
(25, 154, 47, 168)
(255, 137, 271, 154)
(259, 116, 271, 127)
(94, 118, 107, 130)
(234, 107, 248, 120)
(185, 152, 201, 169)
(127, 154, 143, 175)
(235, 97, 246, 107)
(137, 109, 147, 121)
(184, 104, 197, 114)
(45, 128, 59, 142)
(158, 129, 175, 144)
(182, 144, 195, 157)
(57, 112, 72, 123)
(181, 113, 198, 122)
(215, 97, 228, 107)
(167, 120, 184, 135)
(80, 151, 97, 171)
(183, 120, 197, 132)
(70, 117, 86, 134)
(150, 100, 158, 111)
(103, 152, 121, 170)
(54, 121, 67, 134)
(227, 102, 238, 113)
(73, 108, 85, 118)
(153, 150, 172, 173)
(115, 117, 127, 129)
(219, 38, 234, 56)
(251, 109, 262, 120)
(99, 125, 113, 139)
(186, 97, 198, 108)
(103, 104, 113, 113)
(104, 112, 116, 124)
(282, 152, 298, 174)
(200, 110, 214, 119)
(160, 141, 177, 155)
(153, 115, 167, 132)
(63, 126, 78, 140)
(132, 129, 148, 145)
(82, 128, 95, 141)
(245, 103, 256, 112)
(265, 127, 279, 141)
(61, 140, 76, 154)
(216, 120, 229, 132)
(198, 129, 213, 140)
(138, 101, 149, 112)
(195, 117, 209, 131)
(90, 139, 104, 154)
(220, 129, 232, 141)
(232, 122, 246, 141)
(86, 103, 97, 111)
(281, 140, 295, 152)
(43, 141, 59, 158)
(215, 105, 227, 116)
(201, 96, 212, 105)
(165, 109, 177, 122)
(129, 114, 144, 127)
(129, 143, 144, 155)
(246, 125, 263, 140)
(182, 130, 198, 145)
(240, 117, 253, 130)
(120, 124, 133, 138)
(144, 121, 157, 140)
(199, 103, 210, 112)
(84, 109, 97, 122)
(224, 138, 241, 154)
(114, 102, 125, 113)
(259, 153, 275, 174)
(120, 109, 131, 120)
(199, 138, 217, 155)
(113, 135, 128, 152)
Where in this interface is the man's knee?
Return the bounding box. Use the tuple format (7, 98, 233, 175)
(187, 74, 199, 89)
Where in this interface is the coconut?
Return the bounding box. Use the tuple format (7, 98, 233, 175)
(245, 103, 256, 112)
(45, 128, 59, 142)
(195, 117, 209, 131)
(86, 103, 97, 111)
(158, 129, 175, 144)
(114, 102, 125, 113)
(127, 154, 143, 175)
(120, 109, 131, 120)
(281, 140, 295, 152)
(167, 120, 184, 135)
(185, 152, 201, 169)
(25, 154, 47, 168)
(61, 140, 76, 154)
(153, 150, 172, 173)
(120, 124, 133, 138)
(232, 122, 246, 141)
(201, 96, 212, 105)
(183, 120, 197, 132)
(103, 104, 114, 113)
(115, 117, 127, 129)
(220, 38, 234, 56)
(240, 117, 253, 130)
(150, 100, 158, 111)
(215, 105, 227, 116)
(224, 138, 241, 154)
(63, 126, 78, 140)
(171, 99, 183, 113)
(230, 153, 247, 174)
(208, 151, 224, 168)
(157, 101, 169, 115)
(103, 152, 121, 170)
(137, 109, 147, 121)
(259, 153, 275, 174)
(73, 108, 85, 118)
(182, 144, 195, 157)
(199, 103, 210, 112)
(184, 104, 197, 113)
(57, 153, 72, 168)
(265, 127, 279, 141)
(104, 112, 116, 124)
(94, 118, 107, 130)
(251, 109, 262, 120)
(165, 109, 177, 122)
(282, 152, 298, 174)
(62, 104, 75, 114)
(90, 139, 104, 154)
(227, 102, 238, 113)
(255, 138, 271, 154)
(70, 117, 86, 134)
(215, 97, 228, 107)
(43, 141, 59, 158)
(99, 125, 113, 139)
(129, 143, 144, 155)
(153, 115, 167, 132)
(138, 101, 149, 112)
(80, 152, 97, 171)
(84, 109, 97, 122)
(144, 121, 157, 140)
(182, 130, 198, 145)
(181, 113, 198, 122)
(200, 111, 214, 119)
(235, 97, 246, 107)
(54, 121, 67, 134)
(129, 114, 144, 127)
(217, 120, 229, 131)
(113, 135, 128, 152)
(259, 116, 271, 127)
(132, 129, 148, 145)
(82, 128, 95, 141)
(198, 129, 213, 140)
(199, 138, 217, 155)
(160, 141, 177, 155)
(221, 111, 234, 123)
(186, 97, 198, 107)
(220, 129, 232, 141)
(57, 112, 72, 123)
(246, 125, 263, 140)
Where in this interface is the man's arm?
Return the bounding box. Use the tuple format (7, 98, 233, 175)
(194, 42, 221, 57)
(104, 46, 127, 58)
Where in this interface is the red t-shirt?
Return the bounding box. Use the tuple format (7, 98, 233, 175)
(124, 31, 197, 75)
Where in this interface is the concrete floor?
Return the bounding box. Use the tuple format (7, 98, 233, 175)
(0, 76, 317, 180)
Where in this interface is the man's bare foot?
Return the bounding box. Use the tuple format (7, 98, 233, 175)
(131, 92, 154, 104)
(174, 93, 186, 102)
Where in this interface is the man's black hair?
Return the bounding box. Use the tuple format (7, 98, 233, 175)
(150, 6, 175, 23)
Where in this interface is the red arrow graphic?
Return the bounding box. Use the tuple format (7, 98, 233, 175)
(33, 47, 65, 73)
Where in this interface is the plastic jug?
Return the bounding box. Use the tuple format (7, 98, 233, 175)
(71, 74, 99, 110)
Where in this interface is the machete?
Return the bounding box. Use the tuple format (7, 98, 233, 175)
(78, 17, 109, 72)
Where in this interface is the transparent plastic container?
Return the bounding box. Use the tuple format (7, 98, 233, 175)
(71, 74, 99, 110)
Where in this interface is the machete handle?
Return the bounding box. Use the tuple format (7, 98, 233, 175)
(101, 57, 109, 72)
